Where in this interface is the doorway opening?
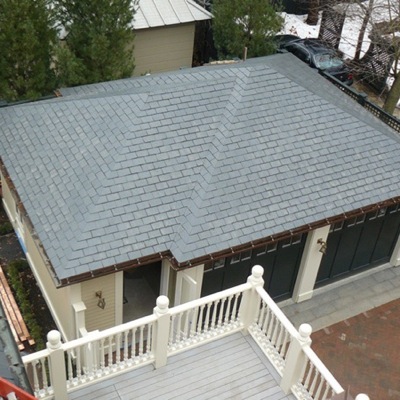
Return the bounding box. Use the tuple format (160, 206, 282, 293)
(123, 261, 161, 322)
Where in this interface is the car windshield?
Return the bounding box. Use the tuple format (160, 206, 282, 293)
(314, 53, 343, 69)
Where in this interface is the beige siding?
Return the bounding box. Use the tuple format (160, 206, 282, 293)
(1, 176, 16, 221)
(1, 173, 75, 340)
(133, 23, 195, 76)
(81, 274, 116, 332)
(1, 173, 119, 337)
(24, 229, 75, 340)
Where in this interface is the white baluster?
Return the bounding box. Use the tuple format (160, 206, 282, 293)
(99, 338, 105, 370)
(197, 305, 205, 333)
(146, 323, 152, 354)
(67, 351, 73, 383)
(131, 328, 137, 360)
(204, 303, 211, 332)
(40, 357, 48, 390)
(314, 377, 325, 400)
(123, 331, 129, 363)
(115, 333, 121, 365)
(169, 315, 175, 347)
(211, 300, 219, 330)
(224, 295, 233, 324)
(31, 360, 40, 395)
(231, 293, 239, 321)
(139, 326, 144, 356)
(304, 361, 315, 390)
(107, 336, 113, 369)
(183, 310, 190, 339)
(217, 298, 225, 328)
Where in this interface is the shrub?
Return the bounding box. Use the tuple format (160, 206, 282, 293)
(7, 259, 46, 349)
(0, 222, 13, 235)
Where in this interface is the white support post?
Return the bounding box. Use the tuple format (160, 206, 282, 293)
(73, 301, 86, 339)
(292, 226, 330, 303)
(46, 330, 68, 400)
(280, 323, 312, 394)
(239, 265, 264, 333)
(152, 296, 171, 369)
(390, 232, 400, 266)
(355, 395, 370, 400)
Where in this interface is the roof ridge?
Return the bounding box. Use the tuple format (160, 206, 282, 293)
(169, 68, 253, 261)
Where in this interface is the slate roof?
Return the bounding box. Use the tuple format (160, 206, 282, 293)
(1, 53, 400, 284)
(132, 0, 212, 30)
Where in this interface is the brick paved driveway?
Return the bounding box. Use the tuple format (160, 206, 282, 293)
(312, 299, 400, 399)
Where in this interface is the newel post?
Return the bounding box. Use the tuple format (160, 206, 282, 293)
(280, 323, 312, 394)
(152, 295, 171, 369)
(46, 330, 68, 400)
(239, 265, 264, 333)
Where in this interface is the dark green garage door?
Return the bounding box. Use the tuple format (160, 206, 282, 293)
(201, 233, 306, 300)
(317, 204, 400, 285)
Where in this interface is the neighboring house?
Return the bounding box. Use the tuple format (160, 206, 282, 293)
(59, 0, 212, 77)
(1, 53, 400, 342)
(132, 0, 212, 75)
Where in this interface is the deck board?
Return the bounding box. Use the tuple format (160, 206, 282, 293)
(70, 331, 296, 400)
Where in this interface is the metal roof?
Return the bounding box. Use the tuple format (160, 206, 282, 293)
(132, 0, 212, 30)
(1, 54, 400, 284)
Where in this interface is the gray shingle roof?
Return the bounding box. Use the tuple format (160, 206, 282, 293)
(1, 54, 400, 282)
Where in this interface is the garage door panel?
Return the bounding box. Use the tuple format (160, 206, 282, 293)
(317, 205, 400, 287)
(201, 235, 305, 300)
(372, 206, 400, 262)
(330, 219, 363, 277)
(317, 227, 341, 282)
(351, 214, 384, 270)
(223, 253, 252, 290)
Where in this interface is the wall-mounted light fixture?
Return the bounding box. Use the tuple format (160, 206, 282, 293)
(317, 238, 327, 255)
(95, 291, 106, 309)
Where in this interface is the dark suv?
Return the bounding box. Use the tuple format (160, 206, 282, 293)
(278, 36, 353, 85)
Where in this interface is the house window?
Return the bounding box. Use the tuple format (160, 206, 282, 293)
(230, 254, 241, 264)
(347, 217, 356, 227)
(333, 221, 344, 231)
(213, 259, 225, 269)
(369, 210, 378, 220)
(377, 207, 387, 218)
(267, 242, 277, 252)
(204, 258, 225, 271)
(241, 250, 252, 260)
(291, 234, 302, 245)
(281, 234, 302, 248)
(356, 214, 366, 224)
(257, 242, 278, 255)
(256, 246, 266, 256)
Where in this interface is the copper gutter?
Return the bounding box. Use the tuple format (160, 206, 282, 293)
(2, 157, 400, 287)
(59, 196, 400, 286)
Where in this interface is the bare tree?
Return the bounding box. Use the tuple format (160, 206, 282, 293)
(354, 0, 374, 61)
(325, 0, 400, 115)
(306, 0, 320, 25)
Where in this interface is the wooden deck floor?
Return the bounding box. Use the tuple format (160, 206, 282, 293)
(70, 332, 296, 400)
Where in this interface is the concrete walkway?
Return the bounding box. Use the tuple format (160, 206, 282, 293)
(278, 262, 400, 332)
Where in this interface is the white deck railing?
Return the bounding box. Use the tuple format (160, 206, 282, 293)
(22, 266, 347, 400)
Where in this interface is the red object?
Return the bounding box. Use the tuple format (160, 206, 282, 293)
(0, 378, 36, 399)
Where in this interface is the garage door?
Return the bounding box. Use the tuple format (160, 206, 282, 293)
(317, 204, 400, 285)
(201, 233, 306, 300)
